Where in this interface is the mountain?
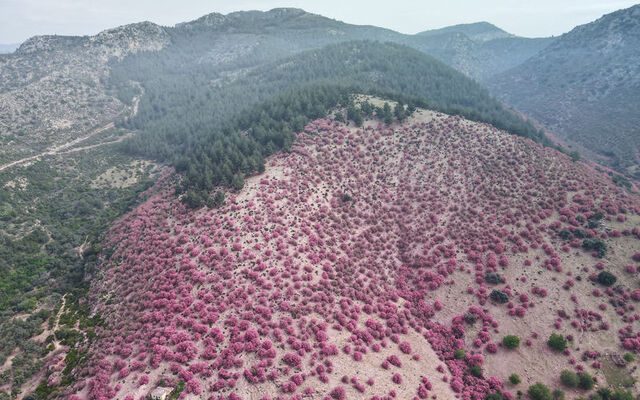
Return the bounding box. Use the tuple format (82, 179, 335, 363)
(63, 107, 640, 400)
(2, 7, 638, 399)
(418, 21, 513, 42)
(489, 5, 640, 176)
(409, 24, 554, 80)
(1, 8, 546, 168)
(0, 23, 169, 166)
(111, 39, 543, 200)
(0, 44, 18, 54)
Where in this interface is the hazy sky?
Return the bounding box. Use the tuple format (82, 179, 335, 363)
(1, 0, 638, 43)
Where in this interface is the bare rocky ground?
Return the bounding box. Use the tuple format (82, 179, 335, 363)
(0, 22, 168, 165)
(59, 109, 639, 399)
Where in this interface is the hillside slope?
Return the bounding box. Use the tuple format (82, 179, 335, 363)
(59, 108, 640, 399)
(0, 22, 168, 165)
(113, 40, 544, 196)
(489, 5, 640, 175)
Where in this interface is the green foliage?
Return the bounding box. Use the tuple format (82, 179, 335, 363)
(33, 381, 56, 399)
(611, 174, 632, 189)
(393, 102, 406, 122)
(381, 102, 393, 125)
(490, 289, 509, 304)
(560, 370, 579, 388)
(346, 104, 363, 126)
(111, 40, 546, 200)
(485, 272, 504, 285)
(596, 271, 617, 287)
(61, 348, 87, 385)
(485, 394, 504, 400)
(623, 353, 635, 363)
(577, 372, 595, 390)
(559, 229, 572, 240)
(582, 239, 607, 258)
(569, 151, 581, 162)
(168, 381, 186, 400)
(454, 348, 466, 360)
(528, 383, 553, 400)
(547, 333, 568, 352)
(503, 335, 520, 349)
(552, 389, 565, 400)
(603, 388, 634, 400)
(509, 373, 521, 385)
(469, 365, 483, 378)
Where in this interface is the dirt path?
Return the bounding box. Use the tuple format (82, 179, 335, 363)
(0, 122, 115, 172)
(0, 89, 142, 173)
(58, 132, 133, 155)
(51, 294, 67, 349)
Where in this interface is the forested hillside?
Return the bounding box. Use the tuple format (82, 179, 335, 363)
(111, 41, 544, 204)
(410, 23, 553, 80)
(489, 4, 640, 177)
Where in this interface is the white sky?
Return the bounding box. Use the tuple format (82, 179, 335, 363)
(0, 0, 637, 43)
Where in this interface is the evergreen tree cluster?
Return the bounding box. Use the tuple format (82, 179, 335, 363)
(109, 40, 547, 206)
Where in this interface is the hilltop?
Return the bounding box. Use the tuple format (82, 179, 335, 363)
(60, 105, 640, 399)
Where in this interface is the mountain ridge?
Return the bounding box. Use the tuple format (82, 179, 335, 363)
(418, 21, 514, 41)
(9, 8, 553, 81)
(489, 3, 640, 175)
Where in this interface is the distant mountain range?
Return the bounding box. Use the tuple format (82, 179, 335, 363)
(2, 5, 639, 174)
(489, 4, 640, 176)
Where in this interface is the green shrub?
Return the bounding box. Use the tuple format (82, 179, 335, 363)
(509, 373, 521, 385)
(560, 370, 578, 388)
(503, 335, 520, 349)
(490, 290, 509, 304)
(623, 353, 634, 363)
(577, 372, 594, 390)
(552, 389, 565, 400)
(582, 239, 607, 258)
(528, 383, 553, 400)
(485, 272, 504, 285)
(454, 349, 466, 359)
(485, 394, 504, 400)
(469, 365, 483, 378)
(596, 271, 617, 287)
(547, 333, 568, 352)
(609, 389, 634, 400)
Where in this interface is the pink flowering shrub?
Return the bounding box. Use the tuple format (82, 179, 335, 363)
(65, 115, 639, 399)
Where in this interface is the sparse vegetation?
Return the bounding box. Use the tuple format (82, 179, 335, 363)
(503, 335, 520, 349)
(548, 333, 568, 352)
(528, 383, 553, 400)
(597, 271, 617, 287)
(560, 370, 579, 388)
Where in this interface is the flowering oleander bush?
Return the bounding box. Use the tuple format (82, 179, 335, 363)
(65, 112, 640, 399)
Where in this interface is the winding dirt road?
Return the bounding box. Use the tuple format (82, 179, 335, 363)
(0, 90, 142, 173)
(0, 123, 115, 172)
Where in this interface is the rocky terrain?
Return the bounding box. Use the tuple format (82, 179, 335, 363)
(0, 22, 168, 164)
(58, 107, 640, 399)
